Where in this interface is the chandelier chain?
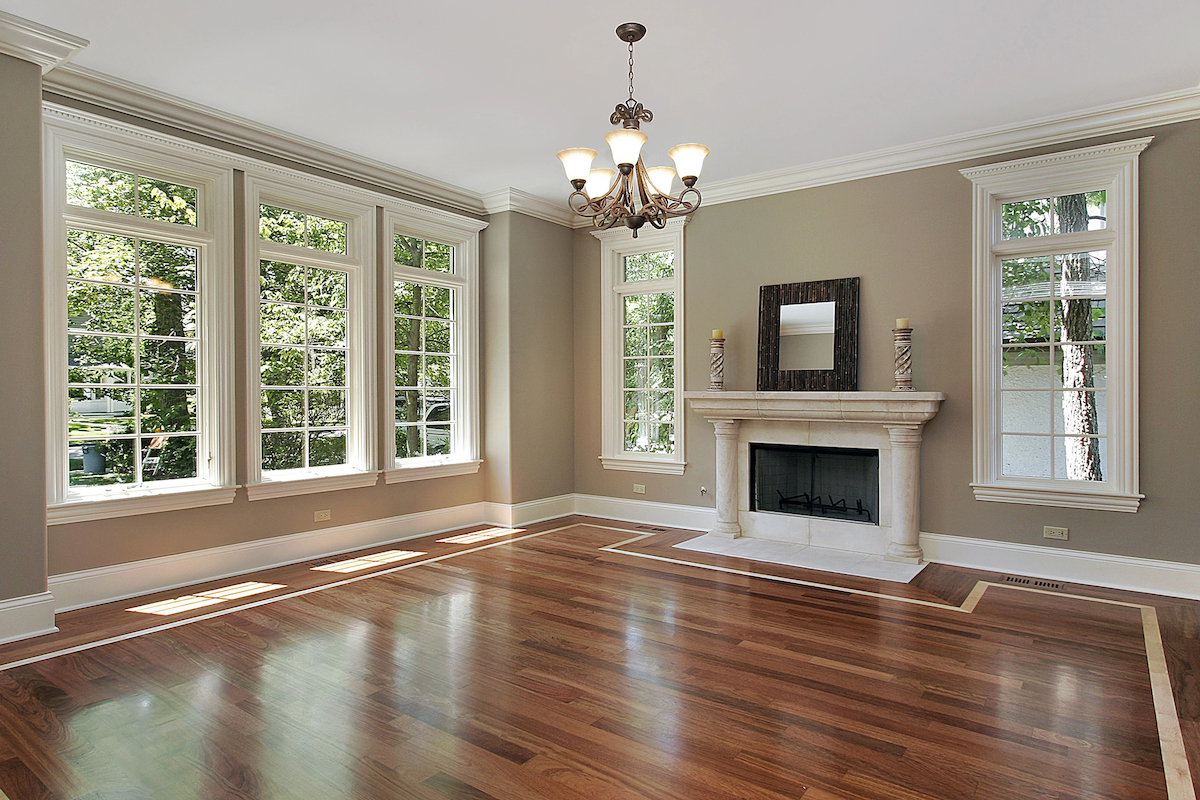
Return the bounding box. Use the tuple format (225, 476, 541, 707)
(628, 40, 635, 100)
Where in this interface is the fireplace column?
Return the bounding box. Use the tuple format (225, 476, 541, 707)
(712, 419, 742, 538)
(885, 425, 925, 563)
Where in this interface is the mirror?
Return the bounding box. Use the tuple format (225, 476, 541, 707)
(758, 277, 859, 391)
(778, 301, 835, 371)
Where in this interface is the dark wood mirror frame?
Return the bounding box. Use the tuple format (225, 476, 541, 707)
(757, 277, 860, 391)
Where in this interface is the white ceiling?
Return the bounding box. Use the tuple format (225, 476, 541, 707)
(8, 1, 1200, 203)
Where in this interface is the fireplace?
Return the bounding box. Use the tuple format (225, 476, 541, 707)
(751, 444, 879, 525)
(683, 391, 944, 563)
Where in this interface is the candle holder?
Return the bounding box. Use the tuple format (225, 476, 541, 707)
(893, 327, 913, 392)
(709, 336, 725, 391)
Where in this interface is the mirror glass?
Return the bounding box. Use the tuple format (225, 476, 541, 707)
(778, 301, 835, 371)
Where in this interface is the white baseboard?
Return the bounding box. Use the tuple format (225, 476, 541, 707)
(43, 493, 1200, 615)
(484, 494, 577, 528)
(919, 532, 1200, 601)
(0, 592, 58, 645)
(49, 501, 493, 612)
(574, 493, 716, 532)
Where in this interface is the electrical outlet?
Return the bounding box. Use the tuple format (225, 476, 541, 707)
(633, 484, 646, 494)
(1043, 525, 1068, 540)
(314, 509, 332, 522)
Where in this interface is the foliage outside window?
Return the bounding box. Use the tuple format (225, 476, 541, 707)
(595, 220, 686, 475)
(260, 260, 350, 471)
(394, 236, 456, 461)
(260, 204, 347, 254)
(64, 164, 202, 490)
(963, 139, 1148, 512)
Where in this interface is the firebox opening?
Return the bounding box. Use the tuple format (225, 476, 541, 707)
(750, 444, 879, 525)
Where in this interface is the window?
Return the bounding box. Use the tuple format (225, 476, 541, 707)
(595, 218, 686, 474)
(385, 207, 484, 483)
(45, 120, 236, 523)
(962, 138, 1149, 511)
(245, 177, 377, 499)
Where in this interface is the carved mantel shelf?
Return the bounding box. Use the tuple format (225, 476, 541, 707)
(683, 391, 945, 425)
(684, 391, 945, 564)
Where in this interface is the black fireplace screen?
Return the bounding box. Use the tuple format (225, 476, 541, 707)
(750, 444, 879, 525)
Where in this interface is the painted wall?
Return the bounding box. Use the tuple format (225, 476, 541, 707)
(482, 212, 575, 506)
(0, 53, 49, 600)
(574, 120, 1200, 566)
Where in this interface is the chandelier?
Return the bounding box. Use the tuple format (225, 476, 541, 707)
(556, 22, 709, 238)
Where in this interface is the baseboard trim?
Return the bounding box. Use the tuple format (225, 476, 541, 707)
(484, 494, 578, 528)
(49, 502, 493, 612)
(919, 532, 1200, 601)
(574, 494, 716, 532)
(44, 493, 1200, 614)
(0, 592, 58, 645)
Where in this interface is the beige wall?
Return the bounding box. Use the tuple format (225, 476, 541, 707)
(575, 120, 1200, 566)
(482, 212, 575, 506)
(0, 54, 49, 600)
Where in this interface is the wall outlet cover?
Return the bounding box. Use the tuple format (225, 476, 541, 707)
(632, 484, 646, 494)
(314, 509, 332, 522)
(1043, 526, 1068, 540)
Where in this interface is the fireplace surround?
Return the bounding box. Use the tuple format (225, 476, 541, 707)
(684, 391, 944, 563)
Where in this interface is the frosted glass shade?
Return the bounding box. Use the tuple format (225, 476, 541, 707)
(557, 148, 597, 182)
(668, 143, 710, 180)
(584, 168, 616, 199)
(605, 128, 648, 167)
(646, 166, 676, 196)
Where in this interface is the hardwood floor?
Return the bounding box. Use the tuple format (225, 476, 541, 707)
(0, 518, 1195, 799)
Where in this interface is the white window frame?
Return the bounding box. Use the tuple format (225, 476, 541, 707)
(244, 174, 378, 500)
(383, 205, 485, 483)
(43, 116, 237, 524)
(962, 138, 1150, 512)
(594, 217, 687, 475)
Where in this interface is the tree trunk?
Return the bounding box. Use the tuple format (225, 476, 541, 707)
(1055, 194, 1102, 481)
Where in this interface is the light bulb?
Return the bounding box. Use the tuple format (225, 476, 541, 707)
(557, 148, 597, 184)
(646, 166, 676, 196)
(605, 129, 648, 167)
(584, 169, 615, 199)
(668, 143, 710, 184)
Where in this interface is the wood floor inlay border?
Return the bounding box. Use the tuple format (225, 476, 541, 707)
(601, 525, 1197, 800)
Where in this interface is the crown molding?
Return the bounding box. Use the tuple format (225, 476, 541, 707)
(699, 85, 1200, 207)
(0, 10, 87, 74)
(481, 187, 577, 227)
(590, 214, 687, 242)
(42, 64, 486, 217)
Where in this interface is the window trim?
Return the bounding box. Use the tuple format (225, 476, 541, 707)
(243, 174, 379, 500)
(382, 204, 486, 484)
(44, 117, 237, 524)
(594, 217, 687, 475)
(962, 138, 1150, 512)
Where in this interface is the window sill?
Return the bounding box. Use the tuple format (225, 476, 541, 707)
(48, 484, 238, 525)
(600, 456, 687, 475)
(384, 459, 482, 484)
(971, 482, 1142, 513)
(246, 469, 380, 501)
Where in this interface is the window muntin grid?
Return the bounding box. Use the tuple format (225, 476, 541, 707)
(66, 160, 198, 227)
(66, 228, 200, 487)
(620, 248, 676, 455)
(260, 204, 348, 254)
(259, 259, 349, 472)
(394, 234, 453, 274)
(394, 273, 455, 461)
(999, 249, 1108, 481)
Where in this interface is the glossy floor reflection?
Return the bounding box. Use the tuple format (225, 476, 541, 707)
(0, 522, 1195, 799)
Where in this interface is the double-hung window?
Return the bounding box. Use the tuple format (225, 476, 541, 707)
(245, 176, 376, 499)
(595, 218, 686, 474)
(385, 206, 484, 482)
(963, 138, 1149, 511)
(45, 119, 236, 523)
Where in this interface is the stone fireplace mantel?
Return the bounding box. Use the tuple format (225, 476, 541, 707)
(684, 391, 944, 563)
